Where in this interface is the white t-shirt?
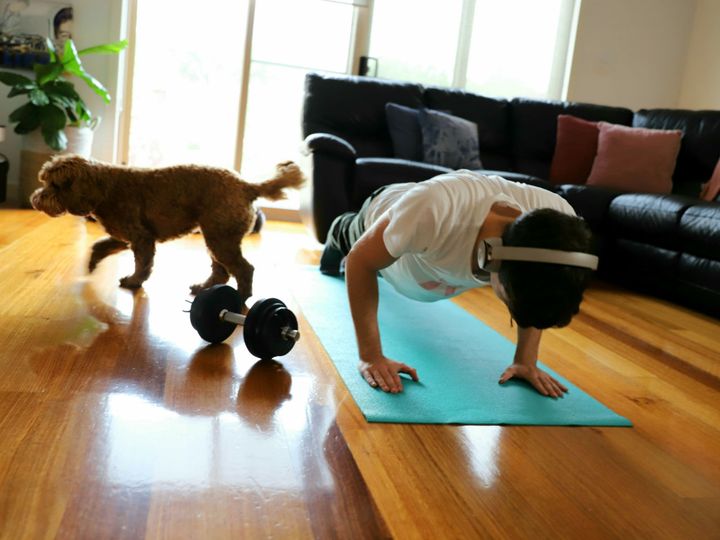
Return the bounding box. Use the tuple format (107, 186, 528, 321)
(363, 170, 576, 302)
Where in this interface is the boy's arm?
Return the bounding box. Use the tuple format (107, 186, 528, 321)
(498, 326, 568, 398)
(345, 215, 418, 393)
(514, 326, 543, 366)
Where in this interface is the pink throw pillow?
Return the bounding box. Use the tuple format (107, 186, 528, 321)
(548, 115, 599, 185)
(699, 159, 720, 201)
(586, 122, 682, 194)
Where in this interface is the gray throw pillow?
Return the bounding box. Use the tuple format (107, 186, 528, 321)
(419, 108, 483, 170)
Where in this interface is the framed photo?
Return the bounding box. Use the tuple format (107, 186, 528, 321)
(0, 1, 73, 69)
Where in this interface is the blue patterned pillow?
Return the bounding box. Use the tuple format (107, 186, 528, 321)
(418, 108, 483, 170)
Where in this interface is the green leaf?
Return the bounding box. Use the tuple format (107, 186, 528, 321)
(10, 104, 41, 134)
(42, 127, 67, 152)
(15, 114, 41, 134)
(39, 103, 67, 132)
(9, 102, 36, 122)
(39, 103, 68, 151)
(44, 80, 91, 124)
(77, 39, 128, 56)
(8, 84, 35, 98)
(35, 62, 64, 86)
(48, 93, 76, 110)
(61, 40, 112, 103)
(76, 102, 92, 124)
(29, 88, 50, 106)
(60, 39, 81, 68)
(0, 71, 34, 87)
(44, 37, 57, 63)
(45, 80, 81, 100)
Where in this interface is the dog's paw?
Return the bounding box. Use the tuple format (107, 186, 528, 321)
(119, 276, 144, 289)
(189, 283, 205, 296)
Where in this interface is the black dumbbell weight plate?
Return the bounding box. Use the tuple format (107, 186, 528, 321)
(190, 285, 243, 344)
(243, 298, 299, 358)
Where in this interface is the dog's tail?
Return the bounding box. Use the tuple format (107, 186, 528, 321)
(249, 161, 305, 201)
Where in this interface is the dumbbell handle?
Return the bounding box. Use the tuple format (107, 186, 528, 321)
(219, 309, 245, 325)
(219, 309, 300, 342)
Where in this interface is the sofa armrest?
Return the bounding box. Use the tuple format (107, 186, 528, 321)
(302, 133, 357, 160)
(356, 157, 451, 178)
(301, 133, 359, 243)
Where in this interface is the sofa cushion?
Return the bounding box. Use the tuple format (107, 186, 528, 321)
(385, 103, 424, 161)
(555, 184, 623, 231)
(481, 170, 555, 192)
(586, 123, 682, 194)
(675, 254, 720, 318)
(607, 194, 695, 250)
(678, 203, 720, 260)
(548, 115, 599, 185)
(603, 239, 679, 287)
(302, 73, 424, 157)
(510, 98, 634, 180)
(633, 108, 720, 195)
(423, 87, 513, 171)
(419, 108, 483, 169)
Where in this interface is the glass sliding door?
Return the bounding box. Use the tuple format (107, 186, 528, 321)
(465, 0, 575, 99)
(366, 0, 465, 88)
(240, 0, 355, 208)
(363, 0, 576, 100)
(127, 0, 248, 168)
(126, 0, 359, 211)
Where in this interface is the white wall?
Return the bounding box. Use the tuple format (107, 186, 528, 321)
(565, 0, 697, 110)
(0, 0, 127, 205)
(678, 0, 720, 110)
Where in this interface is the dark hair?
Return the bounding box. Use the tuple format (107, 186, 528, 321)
(53, 7, 73, 35)
(498, 208, 594, 329)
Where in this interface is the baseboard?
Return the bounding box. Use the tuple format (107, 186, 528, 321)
(258, 205, 301, 223)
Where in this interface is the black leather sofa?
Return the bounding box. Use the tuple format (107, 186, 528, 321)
(300, 73, 720, 318)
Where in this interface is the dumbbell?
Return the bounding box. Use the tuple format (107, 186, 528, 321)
(189, 284, 300, 358)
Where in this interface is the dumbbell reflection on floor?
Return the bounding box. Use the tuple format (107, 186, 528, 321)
(189, 285, 300, 358)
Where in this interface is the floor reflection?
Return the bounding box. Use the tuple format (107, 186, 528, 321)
(15, 220, 351, 508)
(85, 239, 238, 355)
(236, 359, 293, 431)
(102, 370, 329, 493)
(460, 426, 503, 488)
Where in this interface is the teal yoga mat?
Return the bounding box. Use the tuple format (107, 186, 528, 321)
(293, 268, 631, 426)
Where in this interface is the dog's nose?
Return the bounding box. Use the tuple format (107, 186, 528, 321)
(29, 188, 64, 217)
(29, 188, 43, 210)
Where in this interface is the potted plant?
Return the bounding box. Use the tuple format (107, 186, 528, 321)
(0, 37, 127, 204)
(0, 37, 127, 150)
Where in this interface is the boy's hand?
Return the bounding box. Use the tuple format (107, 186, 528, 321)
(358, 357, 418, 393)
(498, 363, 568, 398)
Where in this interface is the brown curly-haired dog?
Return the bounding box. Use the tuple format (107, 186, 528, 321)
(30, 154, 304, 300)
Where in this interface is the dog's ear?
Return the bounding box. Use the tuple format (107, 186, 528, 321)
(39, 154, 89, 189)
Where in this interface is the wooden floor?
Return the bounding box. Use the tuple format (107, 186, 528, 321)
(0, 209, 719, 540)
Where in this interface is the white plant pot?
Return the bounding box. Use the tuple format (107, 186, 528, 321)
(22, 126, 94, 157)
(19, 126, 95, 207)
